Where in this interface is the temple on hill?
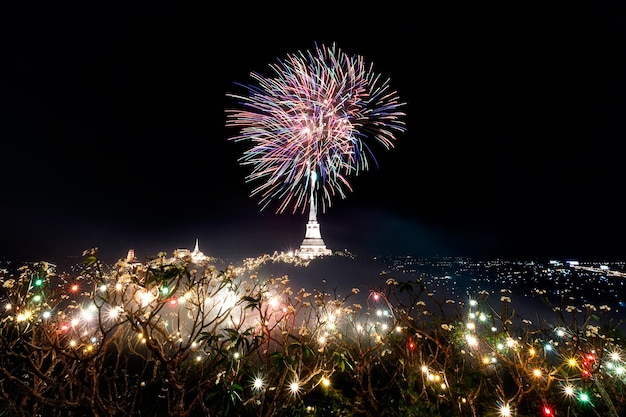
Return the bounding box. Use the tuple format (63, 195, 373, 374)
(174, 239, 207, 263)
(294, 176, 332, 260)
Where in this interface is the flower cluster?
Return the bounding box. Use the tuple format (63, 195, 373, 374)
(0, 250, 623, 416)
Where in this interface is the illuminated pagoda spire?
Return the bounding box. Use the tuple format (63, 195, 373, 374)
(295, 172, 332, 260)
(190, 239, 207, 263)
(173, 239, 207, 263)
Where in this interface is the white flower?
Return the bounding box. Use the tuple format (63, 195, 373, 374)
(386, 278, 398, 287)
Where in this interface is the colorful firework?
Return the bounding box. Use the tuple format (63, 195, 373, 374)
(225, 43, 406, 214)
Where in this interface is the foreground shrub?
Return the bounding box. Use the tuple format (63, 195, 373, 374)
(0, 250, 623, 416)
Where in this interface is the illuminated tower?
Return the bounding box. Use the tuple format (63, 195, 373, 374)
(295, 173, 332, 259)
(125, 249, 141, 266)
(174, 239, 207, 263)
(126, 249, 137, 262)
(190, 238, 207, 263)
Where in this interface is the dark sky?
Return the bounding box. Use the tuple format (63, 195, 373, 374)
(2, 3, 625, 264)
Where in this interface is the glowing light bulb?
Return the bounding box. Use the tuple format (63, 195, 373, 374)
(253, 376, 264, 391)
(289, 380, 300, 396)
(563, 385, 575, 397)
(499, 403, 511, 417)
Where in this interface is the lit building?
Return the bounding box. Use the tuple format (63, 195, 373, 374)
(174, 239, 207, 263)
(126, 249, 137, 263)
(190, 239, 207, 263)
(295, 174, 332, 260)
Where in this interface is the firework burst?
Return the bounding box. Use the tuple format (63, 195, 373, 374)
(226, 43, 406, 214)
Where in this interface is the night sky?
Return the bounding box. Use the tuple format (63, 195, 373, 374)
(2, 3, 625, 264)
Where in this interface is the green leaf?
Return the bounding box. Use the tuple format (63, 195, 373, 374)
(82, 255, 98, 266)
(242, 295, 261, 309)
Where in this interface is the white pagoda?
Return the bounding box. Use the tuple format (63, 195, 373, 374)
(190, 239, 207, 263)
(295, 173, 332, 260)
(174, 239, 207, 263)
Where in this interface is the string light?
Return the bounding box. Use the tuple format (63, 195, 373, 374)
(3, 254, 625, 416)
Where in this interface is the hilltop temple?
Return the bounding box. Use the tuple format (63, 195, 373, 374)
(294, 177, 332, 260)
(173, 239, 207, 263)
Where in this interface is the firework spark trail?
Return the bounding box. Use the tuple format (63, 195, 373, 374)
(226, 43, 406, 214)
